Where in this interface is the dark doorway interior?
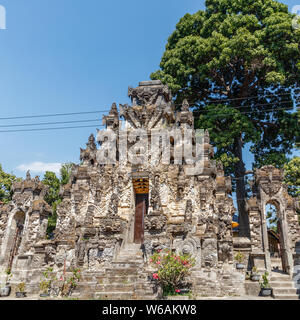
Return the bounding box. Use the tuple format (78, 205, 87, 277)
(134, 193, 148, 244)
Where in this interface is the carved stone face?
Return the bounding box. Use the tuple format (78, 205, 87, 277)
(182, 244, 191, 255)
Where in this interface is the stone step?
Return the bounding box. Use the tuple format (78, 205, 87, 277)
(270, 276, 291, 282)
(272, 288, 298, 295)
(111, 262, 144, 268)
(134, 289, 157, 296)
(95, 284, 135, 292)
(113, 259, 144, 265)
(273, 294, 299, 300)
(94, 292, 136, 300)
(271, 258, 281, 262)
(269, 281, 295, 288)
(96, 275, 149, 283)
(117, 251, 143, 257)
(117, 252, 143, 260)
(105, 268, 140, 275)
(93, 292, 157, 300)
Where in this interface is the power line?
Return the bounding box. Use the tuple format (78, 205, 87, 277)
(0, 118, 102, 128)
(0, 109, 110, 121)
(0, 106, 293, 133)
(0, 100, 294, 126)
(0, 91, 296, 121)
(173, 92, 293, 105)
(0, 124, 105, 133)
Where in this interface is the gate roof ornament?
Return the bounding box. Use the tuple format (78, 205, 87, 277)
(128, 80, 172, 107)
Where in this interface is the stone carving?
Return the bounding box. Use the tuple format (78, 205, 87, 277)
(45, 245, 57, 265)
(1, 81, 299, 299)
(256, 165, 283, 196)
(99, 218, 125, 234)
(128, 80, 172, 107)
(185, 200, 193, 222)
(144, 213, 167, 231)
(174, 237, 201, 265)
(218, 241, 232, 263)
(202, 238, 218, 268)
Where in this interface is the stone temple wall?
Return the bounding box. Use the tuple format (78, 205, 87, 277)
(0, 80, 299, 299)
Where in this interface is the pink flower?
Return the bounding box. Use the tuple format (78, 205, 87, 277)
(183, 260, 188, 265)
(156, 261, 161, 265)
(149, 258, 153, 263)
(152, 273, 159, 280)
(157, 249, 162, 253)
(175, 289, 181, 293)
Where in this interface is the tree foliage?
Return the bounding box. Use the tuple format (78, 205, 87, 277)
(151, 0, 300, 234)
(284, 156, 300, 224)
(284, 156, 300, 198)
(42, 163, 73, 236)
(0, 164, 19, 204)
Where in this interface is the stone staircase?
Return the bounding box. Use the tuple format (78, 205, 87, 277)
(74, 243, 158, 300)
(270, 271, 299, 300)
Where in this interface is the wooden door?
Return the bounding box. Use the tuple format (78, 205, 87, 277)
(134, 194, 148, 244)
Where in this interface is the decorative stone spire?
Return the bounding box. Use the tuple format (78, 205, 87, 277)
(181, 99, 189, 111)
(26, 170, 31, 181)
(87, 133, 96, 150)
(176, 99, 193, 127)
(102, 103, 119, 130)
(109, 102, 118, 116)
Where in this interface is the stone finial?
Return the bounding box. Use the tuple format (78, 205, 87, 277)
(102, 103, 120, 130)
(182, 99, 189, 111)
(109, 103, 118, 116)
(87, 133, 96, 150)
(26, 170, 31, 181)
(204, 129, 210, 143)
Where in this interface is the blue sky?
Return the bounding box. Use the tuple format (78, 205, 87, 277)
(0, 0, 299, 180)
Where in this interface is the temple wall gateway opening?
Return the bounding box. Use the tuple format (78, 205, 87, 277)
(0, 80, 299, 299)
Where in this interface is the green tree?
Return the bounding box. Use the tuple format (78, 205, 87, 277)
(42, 172, 61, 207)
(151, 0, 300, 236)
(284, 156, 300, 198)
(0, 164, 19, 204)
(266, 205, 278, 232)
(60, 163, 73, 185)
(42, 163, 73, 236)
(42, 171, 61, 236)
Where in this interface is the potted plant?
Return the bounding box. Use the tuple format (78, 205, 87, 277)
(39, 280, 50, 297)
(250, 266, 260, 281)
(15, 282, 26, 298)
(0, 268, 12, 297)
(39, 267, 54, 297)
(260, 272, 272, 296)
(234, 251, 245, 269)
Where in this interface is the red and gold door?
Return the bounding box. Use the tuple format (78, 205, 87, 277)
(133, 178, 149, 244)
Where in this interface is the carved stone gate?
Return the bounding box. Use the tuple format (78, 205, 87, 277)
(247, 166, 300, 276)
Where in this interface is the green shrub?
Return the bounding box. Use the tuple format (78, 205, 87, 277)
(149, 249, 195, 296)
